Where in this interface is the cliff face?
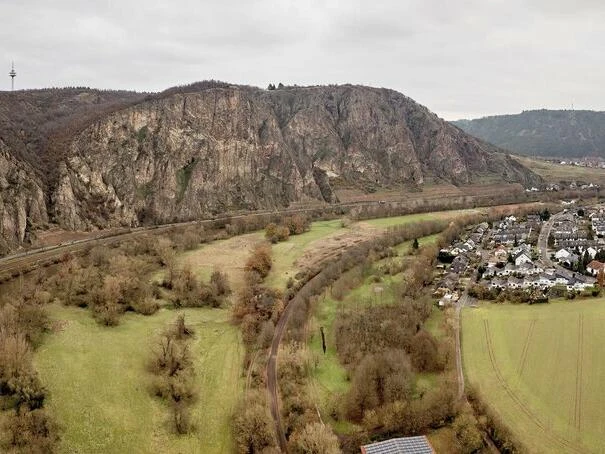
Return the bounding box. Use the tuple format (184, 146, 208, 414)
(0, 84, 542, 249)
(51, 85, 541, 230)
(0, 139, 48, 253)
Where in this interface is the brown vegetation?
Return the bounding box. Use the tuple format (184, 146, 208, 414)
(288, 422, 341, 454)
(466, 386, 525, 453)
(148, 315, 197, 434)
(0, 407, 59, 454)
(344, 350, 414, 421)
(244, 243, 273, 279)
(232, 391, 279, 454)
(0, 288, 56, 452)
(44, 237, 180, 324)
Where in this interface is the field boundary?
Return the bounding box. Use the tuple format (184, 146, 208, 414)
(482, 319, 586, 453)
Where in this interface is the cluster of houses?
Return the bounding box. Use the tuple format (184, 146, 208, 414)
(550, 208, 605, 269)
(478, 244, 588, 292)
(553, 247, 591, 268)
(435, 211, 605, 306)
(435, 223, 489, 306)
(590, 211, 605, 237)
(550, 208, 605, 247)
(557, 157, 605, 168)
(486, 270, 592, 293)
(491, 215, 538, 246)
(556, 246, 605, 278)
(479, 218, 595, 292)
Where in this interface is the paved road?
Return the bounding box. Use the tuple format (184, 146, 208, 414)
(537, 212, 595, 284)
(537, 214, 556, 267)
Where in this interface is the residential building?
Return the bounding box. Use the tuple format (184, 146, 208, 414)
(514, 251, 532, 266)
(587, 260, 605, 276)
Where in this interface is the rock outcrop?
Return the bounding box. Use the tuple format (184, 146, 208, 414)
(0, 139, 48, 253)
(51, 85, 541, 229)
(0, 83, 542, 250)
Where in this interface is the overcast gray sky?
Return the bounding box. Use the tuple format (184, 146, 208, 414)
(1, 0, 604, 119)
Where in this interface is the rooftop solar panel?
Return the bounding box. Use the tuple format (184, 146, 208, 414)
(361, 436, 434, 454)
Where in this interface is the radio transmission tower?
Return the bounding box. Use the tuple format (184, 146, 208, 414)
(9, 62, 16, 91)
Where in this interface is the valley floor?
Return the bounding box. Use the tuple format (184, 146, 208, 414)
(28, 205, 522, 453)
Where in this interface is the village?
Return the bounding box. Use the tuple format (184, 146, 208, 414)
(435, 205, 605, 306)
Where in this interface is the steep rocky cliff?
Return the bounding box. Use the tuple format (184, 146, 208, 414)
(0, 139, 47, 253)
(0, 83, 542, 248)
(51, 85, 541, 229)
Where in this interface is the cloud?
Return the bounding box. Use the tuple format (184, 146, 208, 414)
(1, 0, 603, 119)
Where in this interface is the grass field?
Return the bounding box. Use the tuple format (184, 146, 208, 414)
(462, 300, 605, 453)
(34, 305, 243, 454)
(364, 208, 481, 228)
(177, 232, 264, 293)
(515, 155, 605, 186)
(265, 219, 344, 289)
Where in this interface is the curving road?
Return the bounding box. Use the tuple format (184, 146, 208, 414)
(537, 214, 556, 267)
(537, 212, 595, 284)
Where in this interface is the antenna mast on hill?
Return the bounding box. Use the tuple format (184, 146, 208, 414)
(9, 62, 16, 91)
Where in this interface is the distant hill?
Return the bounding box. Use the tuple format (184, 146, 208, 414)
(453, 110, 605, 158)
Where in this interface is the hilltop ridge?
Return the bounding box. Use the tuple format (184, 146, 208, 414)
(0, 82, 541, 252)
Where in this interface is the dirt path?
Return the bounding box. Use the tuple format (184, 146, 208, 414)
(294, 222, 379, 272)
(266, 226, 382, 452)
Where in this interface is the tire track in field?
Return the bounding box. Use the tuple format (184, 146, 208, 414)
(573, 314, 584, 431)
(517, 319, 536, 376)
(483, 319, 586, 454)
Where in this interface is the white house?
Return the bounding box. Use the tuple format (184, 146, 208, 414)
(567, 281, 591, 292)
(587, 247, 598, 259)
(514, 251, 533, 266)
(489, 279, 507, 290)
(497, 263, 516, 277)
(554, 275, 569, 286)
(483, 267, 496, 278)
(555, 249, 571, 261)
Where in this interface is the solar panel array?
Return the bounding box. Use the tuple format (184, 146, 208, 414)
(362, 436, 434, 454)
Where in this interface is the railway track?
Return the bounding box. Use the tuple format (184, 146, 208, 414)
(0, 193, 544, 283)
(0, 204, 345, 281)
